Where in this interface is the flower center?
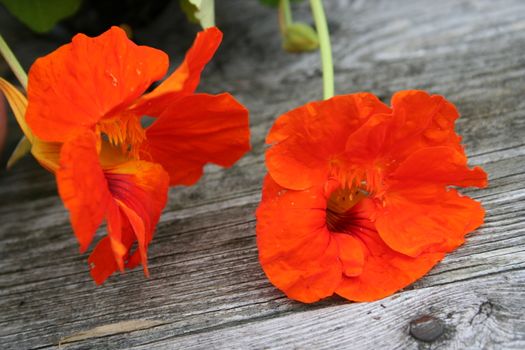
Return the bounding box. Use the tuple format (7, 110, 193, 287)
(98, 113, 145, 159)
(326, 186, 367, 233)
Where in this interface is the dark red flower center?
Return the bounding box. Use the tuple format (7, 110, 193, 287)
(326, 186, 367, 233)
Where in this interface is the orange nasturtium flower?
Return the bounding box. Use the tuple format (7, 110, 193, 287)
(256, 91, 487, 303)
(9, 26, 250, 284)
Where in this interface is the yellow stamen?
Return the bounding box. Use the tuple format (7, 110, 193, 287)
(98, 112, 145, 159)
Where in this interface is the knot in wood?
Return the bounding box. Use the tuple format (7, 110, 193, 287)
(409, 315, 444, 343)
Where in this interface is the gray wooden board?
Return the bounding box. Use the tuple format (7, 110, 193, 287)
(0, 0, 524, 349)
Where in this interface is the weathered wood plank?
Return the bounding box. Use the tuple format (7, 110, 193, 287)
(133, 270, 525, 350)
(1, 0, 524, 349)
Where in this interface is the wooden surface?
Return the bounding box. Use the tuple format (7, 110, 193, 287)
(1, 0, 525, 349)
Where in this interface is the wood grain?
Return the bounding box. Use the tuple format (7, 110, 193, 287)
(0, 0, 524, 349)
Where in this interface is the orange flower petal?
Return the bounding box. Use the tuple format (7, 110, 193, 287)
(132, 27, 223, 116)
(343, 113, 392, 163)
(376, 187, 485, 257)
(258, 91, 487, 303)
(88, 214, 136, 285)
(266, 93, 391, 190)
(257, 175, 449, 303)
(88, 160, 169, 284)
(391, 146, 487, 188)
(143, 93, 250, 186)
(257, 174, 329, 262)
(256, 175, 342, 303)
(333, 233, 365, 277)
(106, 161, 169, 269)
(345, 91, 465, 168)
(276, 243, 342, 303)
(56, 130, 112, 252)
(117, 200, 149, 276)
(105, 200, 125, 272)
(388, 90, 464, 159)
(57, 128, 168, 283)
(335, 225, 444, 302)
(88, 237, 119, 285)
(26, 26, 168, 142)
(390, 91, 452, 137)
(31, 139, 62, 172)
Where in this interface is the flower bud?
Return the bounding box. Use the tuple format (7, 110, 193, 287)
(283, 22, 319, 53)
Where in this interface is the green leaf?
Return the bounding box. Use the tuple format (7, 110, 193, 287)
(0, 0, 83, 33)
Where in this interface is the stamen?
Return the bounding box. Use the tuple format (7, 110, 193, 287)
(99, 113, 145, 159)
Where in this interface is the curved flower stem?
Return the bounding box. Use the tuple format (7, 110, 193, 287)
(310, 0, 334, 99)
(280, 0, 293, 27)
(0, 35, 28, 90)
(278, 0, 293, 37)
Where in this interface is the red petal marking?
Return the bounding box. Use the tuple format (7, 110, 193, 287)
(257, 174, 448, 302)
(57, 130, 169, 283)
(91, 160, 169, 283)
(26, 26, 168, 142)
(117, 200, 149, 277)
(144, 93, 250, 186)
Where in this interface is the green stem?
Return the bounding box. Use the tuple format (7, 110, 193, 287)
(280, 0, 293, 27)
(278, 0, 293, 39)
(0, 35, 28, 90)
(310, 0, 334, 99)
